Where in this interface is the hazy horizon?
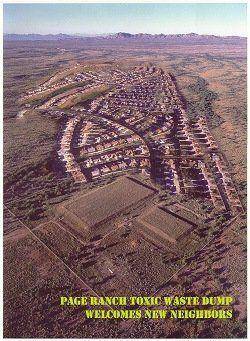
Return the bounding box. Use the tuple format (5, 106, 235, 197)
(3, 31, 247, 38)
(3, 3, 247, 37)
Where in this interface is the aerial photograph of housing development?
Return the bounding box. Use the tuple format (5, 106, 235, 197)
(3, 2, 247, 339)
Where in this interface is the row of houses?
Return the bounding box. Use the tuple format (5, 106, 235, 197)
(211, 154, 243, 214)
(161, 76, 228, 207)
(40, 82, 99, 109)
(191, 117, 219, 151)
(57, 117, 87, 183)
(76, 115, 151, 181)
(24, 71, 93, 99)
(90, 157, 150, 179)
(82, 145, 150, 168)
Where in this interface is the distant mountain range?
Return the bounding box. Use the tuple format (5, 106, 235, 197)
(107, 32, 246, 42)
(4, 32, 246, 44)
(4, 33, 79, 41)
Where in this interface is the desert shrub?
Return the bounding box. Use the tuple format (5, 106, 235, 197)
(186, 76, 224, 127)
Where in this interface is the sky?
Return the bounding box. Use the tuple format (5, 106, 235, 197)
(3, 3, 247, 37)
